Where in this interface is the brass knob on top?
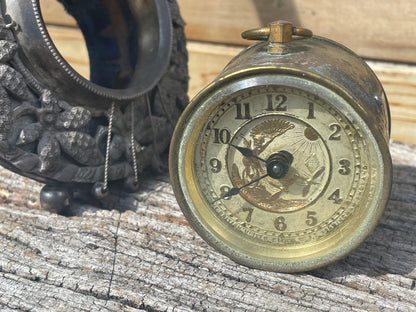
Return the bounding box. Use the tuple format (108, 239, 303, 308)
(242, 20, 313, 43)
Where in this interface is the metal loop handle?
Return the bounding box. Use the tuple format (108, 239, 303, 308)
(241, 27, 271, 41)
(242, 21, 313, 43)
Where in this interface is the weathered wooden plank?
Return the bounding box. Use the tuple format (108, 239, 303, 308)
(43, 25, 416, 145)
(39, 0, 416, 64)
(187, 43, 416, 145)
(38, 0, 76, 27)
(0, 141, 415, 311)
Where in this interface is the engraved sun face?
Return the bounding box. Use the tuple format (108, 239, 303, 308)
(227, 115, 330, 213)
(172, 74, 387, 273)
(190, 84, 373, 253)
(304, 126, 319, 141)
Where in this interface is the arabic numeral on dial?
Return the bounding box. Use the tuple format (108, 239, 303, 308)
(338, 159, 351, 175)
(266, 94, 288, 111)
(329, 124, 342, 140)
(236, 103, 252, 120)
(307, 102, 316, 119)
(306, 211, 318, 226)
(328, 189, 342, 204)
(213, 128, 231, 144)
(242, 207, 254, 222)
(274, 216, 287, 231)
(209, 158, 222, 173)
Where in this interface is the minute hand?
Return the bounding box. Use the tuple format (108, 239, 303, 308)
(211, 173, 268, 204)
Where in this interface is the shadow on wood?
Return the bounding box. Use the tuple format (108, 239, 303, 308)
(253, 0, 301, 27)
(313, 164, 416, 279)
(0, 142, 415, 311)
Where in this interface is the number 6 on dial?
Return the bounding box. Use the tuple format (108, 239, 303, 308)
(170, 20, 391, 272)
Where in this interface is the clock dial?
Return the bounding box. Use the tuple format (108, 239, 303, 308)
(171, 74, 389, 272)
(170, 23, 391, 272)
(194, 85, 364, 245)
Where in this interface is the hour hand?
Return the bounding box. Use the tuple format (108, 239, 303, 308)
(229, 143, 266, 163)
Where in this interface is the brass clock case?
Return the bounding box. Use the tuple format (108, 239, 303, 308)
(170, 22, 392, 272)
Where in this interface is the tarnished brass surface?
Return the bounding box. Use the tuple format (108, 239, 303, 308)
(170, 21, 391, 272)
(242, 20, 313, 43)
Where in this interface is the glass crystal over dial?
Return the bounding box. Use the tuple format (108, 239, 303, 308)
(170, 21, 391, 272)
(195, 85, 363, 239)
(170, 74, 390, 272)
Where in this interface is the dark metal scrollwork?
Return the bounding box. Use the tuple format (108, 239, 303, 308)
(0, 0, 188, 211)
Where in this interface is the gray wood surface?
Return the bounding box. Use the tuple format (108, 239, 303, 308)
(0, 141, 415, 311)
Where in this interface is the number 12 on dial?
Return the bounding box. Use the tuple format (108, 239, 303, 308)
(170, 21, 391, 272)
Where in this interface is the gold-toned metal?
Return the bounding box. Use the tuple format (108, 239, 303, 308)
(170, 21, 391, 272)
(269, 21, 293, 43)
(242, 20, 313, 43)
(229, 116, 330, 213)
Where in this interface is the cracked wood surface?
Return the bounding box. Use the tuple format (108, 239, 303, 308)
(0, 141, 415, 311)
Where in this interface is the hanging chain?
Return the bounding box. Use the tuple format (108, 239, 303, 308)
(101, 101, 139, 193)
(130, 101, 139, 185)
(103, 102, 115, 193)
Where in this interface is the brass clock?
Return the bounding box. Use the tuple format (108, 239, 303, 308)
(170, 21, 392, 272)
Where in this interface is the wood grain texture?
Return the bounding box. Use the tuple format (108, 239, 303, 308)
(0, 141, 415, 311)
(43, 24, 416, 145)
(177, 0, 416, 64)
(39, 0, 416, 64)
(43, 25, 90, 80)
(187, 43, 416, 145)
(0, 3, 412, 311)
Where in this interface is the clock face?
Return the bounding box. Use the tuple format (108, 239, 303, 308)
(171, 76, 389, 272)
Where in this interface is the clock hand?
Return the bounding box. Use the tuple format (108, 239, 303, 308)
(211, 173, 269, 204)
(229, 143, 267, 163)
(211, 150, 294, 204)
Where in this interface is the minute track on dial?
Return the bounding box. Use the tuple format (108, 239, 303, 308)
(170, 21, 391, 272)
(198, 86, 359, 223)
